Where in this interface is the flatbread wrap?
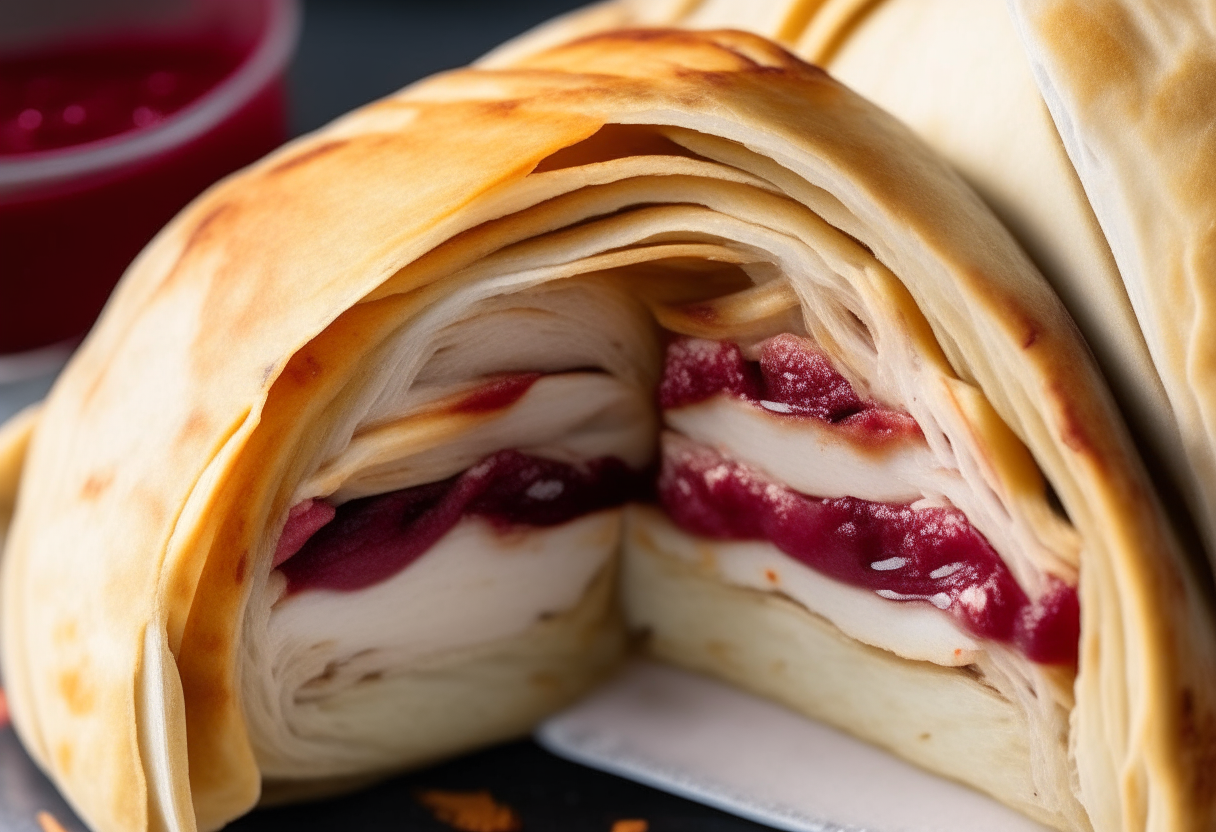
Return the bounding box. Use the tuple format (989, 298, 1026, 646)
(491, 0, 1187, 550)
(0, 28, 1212, 832)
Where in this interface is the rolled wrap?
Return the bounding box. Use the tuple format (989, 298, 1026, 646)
(491, 0, 1188, 557)
(0, 29, 1213, 832)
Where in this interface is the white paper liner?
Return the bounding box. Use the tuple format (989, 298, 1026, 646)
(537, 659, 1053, 832)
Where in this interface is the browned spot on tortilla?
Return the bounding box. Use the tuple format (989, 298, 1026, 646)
(53, 619, 78, 646)
(265, 139, 348, 177)
(1023, 328, 1039, 349)
(57, 669, 94, 716)
(53, 742, 73, 776)
(284, 352, 323, 388)
(132, 484, 169, 530)
(78, 469, 114, 501)
(481, 99, 520, 117)
(1038, 0, 1143, 107)
(176, 409, 210, 446)
(234, 551, 248, 584)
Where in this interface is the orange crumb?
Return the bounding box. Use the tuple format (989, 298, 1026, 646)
(37, 811, 68, 832)
(416, 789, 522, 832)
(612, 820, 649, 832)
(0, 687, 9, 728)
(764, 569, 778, 583)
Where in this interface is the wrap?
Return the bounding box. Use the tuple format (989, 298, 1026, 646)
(491, 0, 1188, 549)
(0, 27, 1213, 832)
(1003, 0, 1216, 576)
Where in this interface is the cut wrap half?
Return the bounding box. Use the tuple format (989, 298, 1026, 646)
(491, 0, 1189, 554)
(0, 28, 1212, 832)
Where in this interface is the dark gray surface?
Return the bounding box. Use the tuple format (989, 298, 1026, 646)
(1, 726, 772, 831)
(0, 729, 86, 832)
(288, 0, 588, 137)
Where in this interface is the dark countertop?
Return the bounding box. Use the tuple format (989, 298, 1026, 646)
(288, 0, 589, 137)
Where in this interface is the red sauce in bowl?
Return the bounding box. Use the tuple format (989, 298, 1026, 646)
(0, 40, 241, 155)
(0, 4, 294, 355)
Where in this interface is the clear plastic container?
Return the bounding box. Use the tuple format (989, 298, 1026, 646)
(0, 0, 300, 372)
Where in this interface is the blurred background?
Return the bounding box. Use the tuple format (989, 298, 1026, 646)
(289, 0, 587, 136)
(0, 0, 587, 418)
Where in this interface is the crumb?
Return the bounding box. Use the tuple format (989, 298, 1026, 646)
(37, 811, 68, 832)
(0, 687, 8, 728)
(416, 789, 522, 832)
(611, 820, 649, 832)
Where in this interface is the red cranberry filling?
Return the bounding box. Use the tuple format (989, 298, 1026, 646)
(277, 450, 649, 594)
(451, 373, 541, 414)
(660, 440, 1078, 664)
(659, 336, 921, 441)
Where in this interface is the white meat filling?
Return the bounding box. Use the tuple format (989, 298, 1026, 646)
(660, 385, 1044, 665)
(240, 278, 659, 775)
(632, 506, 982, 666)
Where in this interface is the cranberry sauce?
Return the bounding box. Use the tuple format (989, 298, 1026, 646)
(659, 336, 921, 442)
(1, 39, 242, 155)
(273, 500, 337, 568)
(451, 373, 541, 414)
(277, 451, 650, 594)
(660, 440, 1078, 664)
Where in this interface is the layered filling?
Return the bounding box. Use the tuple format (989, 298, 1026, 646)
(656, 335, 1079, 666)
(268, 333, 1080, 671)
(277, 449, 649, 594)
(267, 365, 655, 666)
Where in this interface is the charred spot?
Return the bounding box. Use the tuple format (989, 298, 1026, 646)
(284, 352, 324, 387)
(265, 139, 348, 177)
